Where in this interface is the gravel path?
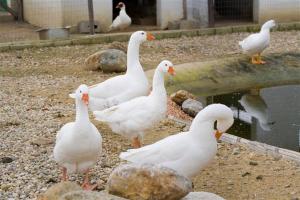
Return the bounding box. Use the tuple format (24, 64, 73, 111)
(0, 31, 299, 200)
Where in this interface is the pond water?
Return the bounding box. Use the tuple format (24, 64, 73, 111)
(206, 85, 300, 152)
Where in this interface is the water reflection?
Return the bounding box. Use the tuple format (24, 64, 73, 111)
(207, 85, 300, 152)
(238, 92, 275, 131)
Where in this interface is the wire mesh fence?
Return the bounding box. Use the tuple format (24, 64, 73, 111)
(0, 0, 299, 44)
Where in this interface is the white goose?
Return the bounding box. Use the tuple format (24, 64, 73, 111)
(87, 31, 155, 111)
(94, 60, 175, 148)
(109, 2, 131, 31)
(239, 19, 276, 64)
(119, 104, 234, 179)
(54, 85, 102, 190)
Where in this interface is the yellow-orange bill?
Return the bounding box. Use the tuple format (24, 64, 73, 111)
(168, 66, 175, 75)
(82, 93, 89, 105)
(215, 130, 223, 140)
(147, 33, 155, 41)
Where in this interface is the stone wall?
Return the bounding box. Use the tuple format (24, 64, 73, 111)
(23, 0, 112, 31)
(256, 0, 300, 24)
(157, 0, 184, 29)
(186, 0, 209, 27)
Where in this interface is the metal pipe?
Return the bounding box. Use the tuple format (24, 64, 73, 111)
(88, 0, 95, 35)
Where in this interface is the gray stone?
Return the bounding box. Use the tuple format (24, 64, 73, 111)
(182, 192, 225, 200)
(182, 99, 203, 117)
(84, 49, 126, 73)
(108, 163, 193, 200)
(38, 182, 82, 200)
(60, 191, 127, 200)
(170, 90, 195, 106)
(179, 20, 201, 30)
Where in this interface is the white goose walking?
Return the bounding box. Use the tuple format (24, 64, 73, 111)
(109, 2, 131, 31)
(120, 104, 234, 179)
(94, 60, 175, 148)
(239, 19, 276, 64)
(54, 85, 102, 190)
(87, 31, 155, 111)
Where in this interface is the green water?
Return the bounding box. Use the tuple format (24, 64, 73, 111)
(207, 85, 300, 152)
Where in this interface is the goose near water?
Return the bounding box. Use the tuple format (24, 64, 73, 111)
(239, 20, 276, 64)
(120, 104, 234, 179)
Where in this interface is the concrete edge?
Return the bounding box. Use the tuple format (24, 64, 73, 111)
(168, 115, 300, 165)
(0, 22, 299, 52)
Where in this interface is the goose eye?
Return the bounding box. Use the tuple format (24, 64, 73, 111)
(165, 64, 168, 67)
(80, 90, 82, 93)
(141, 32, 145, 35)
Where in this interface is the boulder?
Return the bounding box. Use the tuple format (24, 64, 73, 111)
(107, 163, 193, 200)
(170, 90, 195, 106)
(84, 49, 126, 73)
(38, 182, 82, 200)
(60, 191, 127, 200)
(182, 192, 225, 200)
(182, 99, 203, 117)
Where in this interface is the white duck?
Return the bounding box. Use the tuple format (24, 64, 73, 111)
(109, 2, 131, 31)
(119, 104, 234, 179)
(239, 19, 276, 64)
(54, 84, 102, 190)
(93, 60, 175, 148)
(87, 31, 155, 111)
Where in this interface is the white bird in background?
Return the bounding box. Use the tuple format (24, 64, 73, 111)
(239, 93, 274, 131)
(84, 31, 155, 111)
(54, 85, 102, 190)
(94, 60, 175, 148)
(239, 19, 276, 64)
(109, 2, 131, 31)
(119, 104, 234, 179)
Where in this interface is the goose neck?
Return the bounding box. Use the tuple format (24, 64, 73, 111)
(75, 99, 90, 124)
(126, 39, 143, 75)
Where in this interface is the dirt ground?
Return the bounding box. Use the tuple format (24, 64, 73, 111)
(0, 31, 300, 200)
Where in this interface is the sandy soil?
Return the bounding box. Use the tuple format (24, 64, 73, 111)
(0, 31, 300, 200)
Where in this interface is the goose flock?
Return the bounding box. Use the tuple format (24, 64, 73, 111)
(53, 12, 276, 189)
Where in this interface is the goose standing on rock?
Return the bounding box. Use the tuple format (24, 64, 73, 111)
(239, 20, 276, 64)
(54, 85, 102, 190)
(109, 2, 131, 31)
(120, 104, 234, 179)
(94, 60, 175, 148)
(85, 31, 155, 111)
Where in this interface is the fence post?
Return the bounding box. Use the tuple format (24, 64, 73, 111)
(208, 0, 215, 27)
(88, 0, 95, 35)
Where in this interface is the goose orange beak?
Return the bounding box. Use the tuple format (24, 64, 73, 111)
(82, 93, 89, 105)
(215, 130, 223, 140)
(147, 33, 155, 41)
(168, 66, 175, 76)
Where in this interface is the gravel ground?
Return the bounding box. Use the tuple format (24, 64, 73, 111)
(0, 31, 300, 200)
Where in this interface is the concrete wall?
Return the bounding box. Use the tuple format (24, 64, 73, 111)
(257, 0, 300, 24)
(24, 0, 112, 31)
(186, 0, 209, 27)
(23, 0, 64, 28)
(157, 0, 184, 29)
(62, 0, 112, 30)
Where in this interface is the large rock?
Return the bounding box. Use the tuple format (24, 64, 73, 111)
(60, 191, 127, 200)
(170, 90, 195, 106)
(84, 49, 126, 73)
(38, 182, 82, 200)
(182, 99, 203, 117)
(108, 163, 193, 200)
(182, 192, 225, 200)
